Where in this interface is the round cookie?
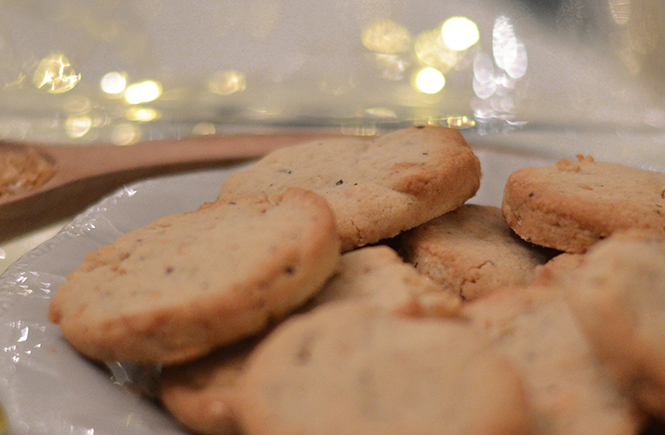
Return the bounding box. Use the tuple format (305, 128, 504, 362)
(464, 286, 644, 435)
(400, 204, 555, 301)
(48, 187, 341, 365)
(217, 126, 481, 251)
(158, 245, 461, 434)
(159, 338, 257, 435)
(311, 245, 461, 314)
(529, 252, 585, 287)
(562, 230, 665, 420)
(236, 303, 532, 435)
(502, 155, 665, 253)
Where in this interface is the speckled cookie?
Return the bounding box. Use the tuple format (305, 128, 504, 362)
(464, 286, 644, 435)
(217, 126, 481, 251)
(562, 231, 665, 420)
(310, 245, 461, 314)
(159, 338, 256, 435)
(236, 303, 532, 435)
(400, 204, 555, 301)
(502, 155, 665, 253)
(158, 245, 461, 434)
(48, 187, 341, 365)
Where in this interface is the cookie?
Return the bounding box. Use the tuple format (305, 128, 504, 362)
(236, 303, 532, 435)
(311, 245, 461, 314)
(502, 155, 665, 253)
(158, 245, 461, 433)
(48, 187, 341, 365)
(562, 230, 665, 419)
(400, 204, 555, 301)
(217, 126, 481, 251)
(159, 338, 256, 435)
(529, 252, 584, 287)
(464, 286, 644, 435)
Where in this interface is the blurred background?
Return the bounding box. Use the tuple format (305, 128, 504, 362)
(0, 0, 664, 165)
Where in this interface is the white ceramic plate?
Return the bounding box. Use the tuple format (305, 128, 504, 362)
(0, 149, 555, 435)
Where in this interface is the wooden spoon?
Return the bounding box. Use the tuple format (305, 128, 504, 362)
(0, 131, 344, 242)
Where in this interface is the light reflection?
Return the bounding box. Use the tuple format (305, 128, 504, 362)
(112, 123, 141, 145)
(101, 72, 127, 95)
(32, 53, 80, 93)
(441, 17, 479, 51)
(446, 116, 475, 129)
(414, 29, 459, 73)
(124, 80, 162, 104)
(125, 107, 160, 122)
(65, 115, 92, 138)
(361, 18, 411, 54)
(373, 54, 409, 80)
(413, 67, 445, 94)
(492, 16, 527, 79)
(609, 0, 631, 25)
(207, 70, 246, 96)
(17, 326, 29, 343)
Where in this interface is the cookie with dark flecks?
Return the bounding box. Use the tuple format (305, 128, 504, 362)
(310, 245, 461, 315)
(464, 285, 645, 435)
(49, 187, 341, 365)
(235, 303, 532, 435)
(502, 155, 665, 253)
(400, 204, 555, 301)
(217, 126, 481, 251)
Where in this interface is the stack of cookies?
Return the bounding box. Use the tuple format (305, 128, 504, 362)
(48, 127, 665, 435)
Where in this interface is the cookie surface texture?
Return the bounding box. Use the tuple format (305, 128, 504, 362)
(236, 303, 532, 435)
(401, 204, 554, 301)
(464, 286, 643, 435)
(502, 155, 665, 253)
(563, 231, 665, 420)
(159, 338, 257, 435)
(218, 126, 481, 251)
(48, 187, 341, 365)
(311, 245, 461, 314)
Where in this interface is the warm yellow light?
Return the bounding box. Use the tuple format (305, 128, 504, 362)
(441, 16, 480, 51)
(125, 80, 162, 104)
(445, 116, 476, 129)
(414, 67, 446, 94)
(414, 28, 459, 72)
(125, 107, 159, 122)
(361, 18, 411, 54)
(101, 72, 127, 94)
(207, 70, 246, 96)
(32, 54, 80, 93)
(112, 123, 141, 146)
(65, 115, 92, 138)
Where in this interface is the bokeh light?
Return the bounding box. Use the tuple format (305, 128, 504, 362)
(32, 54, 80, 93)
(101, 72, 127, 95)
(124, 80, 162, 104)
(65, 115, 92, 138)
(441, 17, 479, 51)
(207, 70, 247, 96)
(414, 67, 446, 94)
(415, 28, 459, 73)
(361, 18, 411, 54)
(125, 107, 159, 122)
(112, 123, 141, 145)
